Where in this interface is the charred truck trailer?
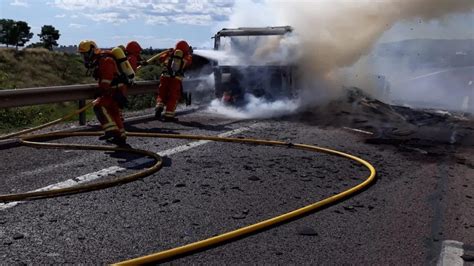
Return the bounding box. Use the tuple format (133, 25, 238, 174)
(213, 26, 296, 103)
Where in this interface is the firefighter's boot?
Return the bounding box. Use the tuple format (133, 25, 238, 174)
(154, 106, 164, 119)
(107, 136, 127, 146)
(99, 130, 116, 141)
(163, 116, 178, 122)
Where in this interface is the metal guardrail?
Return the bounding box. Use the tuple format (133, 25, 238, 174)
(0, 80, 160, 125)
(0, 80, 160, 108)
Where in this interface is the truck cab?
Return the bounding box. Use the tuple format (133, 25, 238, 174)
(213, 26, 296, 104)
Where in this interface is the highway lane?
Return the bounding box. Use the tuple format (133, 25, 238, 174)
(1, 107, 473, 264)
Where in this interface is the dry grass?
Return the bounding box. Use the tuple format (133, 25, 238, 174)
(0, 48, 95, 131)
(0, 48, 93, 89)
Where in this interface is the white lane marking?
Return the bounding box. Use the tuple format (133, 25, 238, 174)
(342, 127, 374, 135)
(437, 240, 464, 266)
(1, 167, 127, 210)
(8, 106, 204, 177)
(17, 116, 233, 178)
(1, 125, 259, 211)
(159, 126, 252, 157)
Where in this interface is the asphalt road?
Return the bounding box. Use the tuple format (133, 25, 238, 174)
(1, 106, 473, 265)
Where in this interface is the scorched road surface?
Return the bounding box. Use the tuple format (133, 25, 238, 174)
(0, 107, 473, 264)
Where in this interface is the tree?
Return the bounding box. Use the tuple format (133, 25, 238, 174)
(0, 19, 15, 47)
(38, 25, 60, 51)
(0, 20, 4, 45)
(13, 21, 33, 50)
(26, 42, 44, 49)
(0, 19, 33, 50)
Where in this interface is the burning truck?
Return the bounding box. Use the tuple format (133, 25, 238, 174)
(212, 26, 297, 104)
(208, 26, 394, 106)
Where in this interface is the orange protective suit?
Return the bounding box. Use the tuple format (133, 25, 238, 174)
(155, 40, 192, 120)
(78, 40, 128, 145)
(92, 53, 128, 142)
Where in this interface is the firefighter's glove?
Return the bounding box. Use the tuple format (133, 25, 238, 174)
(113, 91, 129, 109)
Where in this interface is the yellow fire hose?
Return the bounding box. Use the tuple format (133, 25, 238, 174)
(0, 105, 376, 264)
(0, 131, 163, 202)
(0, 102, 94, 141)
(136, 50, 169, 71)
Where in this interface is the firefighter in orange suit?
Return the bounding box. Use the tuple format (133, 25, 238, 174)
(78, 40, 128, 145)
(117, 41, 146, 123)
(125, 41, 147, 72)
(155, 40, 193, 121)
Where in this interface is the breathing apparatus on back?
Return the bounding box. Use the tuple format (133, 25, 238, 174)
(111, 46, 135, 85)
(78, 40, 136, 85)
(169, 49, 185, 77)
(166, 40, 192, 78)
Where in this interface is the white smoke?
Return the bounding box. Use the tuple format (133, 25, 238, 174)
(270, 0, 474, 108)
(187, 71, 302, 118)
(193, 49, 241, 65)
(200, 0, 474, 117)
(207, 94, 299, 119)
(272, 0, 474, 73)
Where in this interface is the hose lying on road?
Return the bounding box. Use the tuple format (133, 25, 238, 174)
(0, 131, 163, 202)
(0, 101, 94, 141)
(0, 105, 376, 264)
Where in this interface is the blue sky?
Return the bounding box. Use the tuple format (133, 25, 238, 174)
(1, 0, 234, 48)
(1, 0, 473, 49)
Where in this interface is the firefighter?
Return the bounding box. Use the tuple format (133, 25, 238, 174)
(125, 41, 147, 72)
(78, 40, 128, 145)
(114, 41, 146, 123)
(154, 40, 193, 121)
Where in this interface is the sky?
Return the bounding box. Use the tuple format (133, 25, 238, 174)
(1, 0, 473, 49)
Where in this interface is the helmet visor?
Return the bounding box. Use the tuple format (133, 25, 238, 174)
(81, 52, 93, 68)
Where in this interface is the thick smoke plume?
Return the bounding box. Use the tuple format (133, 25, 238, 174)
(207, 0, 474, 118)
(276, 0, 474, 77)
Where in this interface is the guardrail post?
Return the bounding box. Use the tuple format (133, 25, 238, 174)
(78, 100, 86, 125)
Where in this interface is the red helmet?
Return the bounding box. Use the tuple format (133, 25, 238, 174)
(175, 40, 190, 54)
(126, 41, 142, 55)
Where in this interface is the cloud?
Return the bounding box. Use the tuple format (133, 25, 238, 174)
(55, 14, 66, 18)
(10, 0, 29, 7)
(112, 35, 178, 42)
(109, 34, 181, 48)
(69, 23, 86, 28)
(144, 15, 169, 25)
(82, 12, 130, 24)
(52, 0, 234, 25)
(170, 14, 214, 25)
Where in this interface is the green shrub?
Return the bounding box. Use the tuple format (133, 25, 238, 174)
(126, 93, 156, 111)
(0, 102, 95, 133)
(126, 60, 162, 110)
